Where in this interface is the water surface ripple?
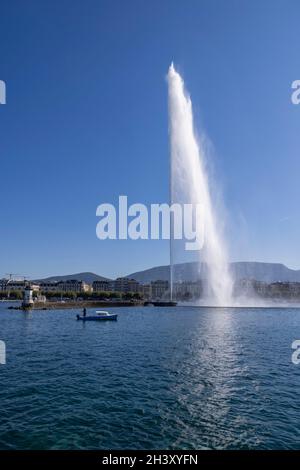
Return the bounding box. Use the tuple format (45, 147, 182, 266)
(0, 304, 299, 449)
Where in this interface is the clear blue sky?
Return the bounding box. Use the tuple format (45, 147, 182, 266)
(1, 0, 300, 279)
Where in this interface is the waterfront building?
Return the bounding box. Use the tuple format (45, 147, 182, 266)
(39, 281, 61, 293)
(92, 280, 111, 292)
(140, 284, 152, 299)
(0, 279, 8, 292)
(39, 280, 92, 293)
(0, 279, 40, 293)
(268, 282, 300, 299)
(150, 280, 169, 299)
(173, 281, 202, 300)
(113, 277, 140, 293)
(233, 279, 257, 297)
(56, 280, 92, 293)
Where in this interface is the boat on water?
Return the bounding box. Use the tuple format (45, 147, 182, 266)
(144, 301, 177, 307)
(76, 310, 118, 321)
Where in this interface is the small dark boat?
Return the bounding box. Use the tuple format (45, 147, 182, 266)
(152, 301, 177, 307)
(76, 310, 117, 321)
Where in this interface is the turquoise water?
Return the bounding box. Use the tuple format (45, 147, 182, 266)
(0, 302, 300, 449)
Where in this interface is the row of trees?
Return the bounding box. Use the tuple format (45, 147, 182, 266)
(0, 290, 143, 301)
(40, 290, 143, 301)
(0, 290, 23, 300)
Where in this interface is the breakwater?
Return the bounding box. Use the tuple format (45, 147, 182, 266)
(8, 300, 143, 311)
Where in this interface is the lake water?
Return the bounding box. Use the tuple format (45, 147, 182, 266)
(0, 302, 300, 449)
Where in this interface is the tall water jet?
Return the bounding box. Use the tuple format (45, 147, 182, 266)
(167, 63, 233, 306)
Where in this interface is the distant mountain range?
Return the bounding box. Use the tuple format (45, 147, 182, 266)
(127, 262, 300, 284)
(35, 262, 300, 285)
(34, 272, 110, 284)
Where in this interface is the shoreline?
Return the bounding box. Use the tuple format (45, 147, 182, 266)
(6, 300, 300, 311)
(8, 300, 144, 310)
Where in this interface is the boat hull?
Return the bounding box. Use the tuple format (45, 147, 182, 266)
(76, 314, 118, 321)
(144, 301, 177, 307)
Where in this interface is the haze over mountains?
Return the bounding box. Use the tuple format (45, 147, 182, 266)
(35, 262, 300, 284)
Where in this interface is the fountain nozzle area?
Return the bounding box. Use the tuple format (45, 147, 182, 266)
(169, 62, 175, 75)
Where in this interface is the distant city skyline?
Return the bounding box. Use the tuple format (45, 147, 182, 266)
(1, 1, 300, 279)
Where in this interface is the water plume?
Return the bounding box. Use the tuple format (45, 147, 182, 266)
(167, 63, 233, 306)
